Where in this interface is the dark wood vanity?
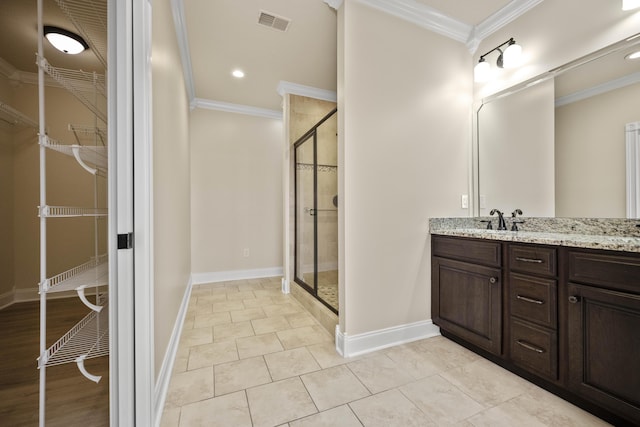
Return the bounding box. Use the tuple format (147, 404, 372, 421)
(432, 234, 640, 426)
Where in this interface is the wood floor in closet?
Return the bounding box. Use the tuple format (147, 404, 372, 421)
(0, 298, 109, 426)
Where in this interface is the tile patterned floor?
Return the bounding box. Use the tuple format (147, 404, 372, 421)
(161, 277, 610, 427)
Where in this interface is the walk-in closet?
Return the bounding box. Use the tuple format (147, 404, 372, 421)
(0, 0, 109, 425)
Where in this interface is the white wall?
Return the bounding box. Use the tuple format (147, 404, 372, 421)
(556, 83, 640, 217)
(152, 0, 192, 377)
(190, 109, 283, 278)
(340, 0, 472, 336)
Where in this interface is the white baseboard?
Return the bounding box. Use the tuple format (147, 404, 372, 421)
(154, 275, 193, 427)
(191, 266, 283, 285)
(335, 320, 440, 358)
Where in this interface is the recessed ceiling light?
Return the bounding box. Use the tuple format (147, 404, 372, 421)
(232, 69, 245, 78)
(626, 51, 640, 60)
(44, 25, 88, 54)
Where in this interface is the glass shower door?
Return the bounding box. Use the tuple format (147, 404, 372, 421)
(294, 108, 338, 314)
(295, 135, 316, 292)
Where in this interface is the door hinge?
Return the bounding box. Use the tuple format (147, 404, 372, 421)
(117, 233, 133, 249)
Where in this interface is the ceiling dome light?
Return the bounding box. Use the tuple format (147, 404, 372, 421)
(474, 59, 491, 83)
(626, 50, 640, 60)
(622, 0, 640, 11)
(232, 69, 245, 78)
(44, 26, 88, 54)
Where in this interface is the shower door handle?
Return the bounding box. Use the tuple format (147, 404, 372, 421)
(304, 207, 316, 216)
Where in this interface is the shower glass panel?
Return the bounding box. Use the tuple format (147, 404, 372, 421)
(294, 108, 338, 314)
(295, 135, 316, 292)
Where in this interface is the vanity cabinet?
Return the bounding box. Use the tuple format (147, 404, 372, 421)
(432, 234, 640, 426)
(566, 249, 640, 424)
(431, 236, 502, 355)
(507, 244, 558, 381)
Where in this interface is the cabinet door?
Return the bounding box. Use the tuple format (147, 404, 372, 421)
(433, 257, 502, 355)
(567, 283, 640, 424)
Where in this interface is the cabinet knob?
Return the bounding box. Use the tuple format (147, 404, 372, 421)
(568, 295, 581, 304)
(489, 277, 497, 284)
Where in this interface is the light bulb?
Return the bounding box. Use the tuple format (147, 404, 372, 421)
(474, 60, 491, 83)
(502, 43, 522, 68)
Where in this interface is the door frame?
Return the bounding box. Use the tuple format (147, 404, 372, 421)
(109, 0, 155, 425)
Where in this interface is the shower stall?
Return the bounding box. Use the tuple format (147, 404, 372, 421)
(294, 108, 338, 313)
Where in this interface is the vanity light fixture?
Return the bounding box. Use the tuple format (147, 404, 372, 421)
(474, 38, 522, 83)
(43, 26, 88, 55)
(622, 0, 640, 10)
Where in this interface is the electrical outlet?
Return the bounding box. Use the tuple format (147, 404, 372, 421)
(480, 195, 487, 209)
(243, 248, 250, 257)
(461, 194, 469, 209)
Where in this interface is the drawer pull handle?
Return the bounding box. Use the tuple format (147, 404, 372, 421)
(516, 295, 544, 305)
(489, 277, 498, 284)
(568, 295, 581, 304)
(516, 340, 545, 354)
(515, 257, 544, 264)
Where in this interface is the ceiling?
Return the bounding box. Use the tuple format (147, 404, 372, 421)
(8, 0, 638, 114)
(0, 0, 533, 112)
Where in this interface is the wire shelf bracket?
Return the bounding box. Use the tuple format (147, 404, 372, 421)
(38, 298, 109, 383)
(38, 205, 108, 218)
(42, 135, 107, 174)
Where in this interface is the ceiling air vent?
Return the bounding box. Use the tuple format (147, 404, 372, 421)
(258, 11, 291, 32)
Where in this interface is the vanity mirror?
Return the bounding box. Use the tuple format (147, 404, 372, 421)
(475, 35, 640, 218)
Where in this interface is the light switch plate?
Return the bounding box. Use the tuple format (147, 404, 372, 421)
(461, 194, 469, 209)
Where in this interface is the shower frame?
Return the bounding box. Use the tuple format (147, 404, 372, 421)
(293, 107, 338, 314)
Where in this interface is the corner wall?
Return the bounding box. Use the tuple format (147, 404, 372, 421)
(190, 109, 283, 281)
(339, 1, 472, 342)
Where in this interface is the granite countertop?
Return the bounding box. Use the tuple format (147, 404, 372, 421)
(429, 217, 640, 253)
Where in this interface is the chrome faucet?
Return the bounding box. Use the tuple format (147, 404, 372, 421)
(490, 209, 507, 230)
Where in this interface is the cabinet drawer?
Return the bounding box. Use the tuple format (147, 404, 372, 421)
(568, 250, 640, 294)
(433, 236, 501, 267)
(510, 273, 557, 329)
(509, 244, 557, 276)
(510, 318, 557, 380)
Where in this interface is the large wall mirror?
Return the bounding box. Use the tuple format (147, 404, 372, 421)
(476, 35, 640, 218)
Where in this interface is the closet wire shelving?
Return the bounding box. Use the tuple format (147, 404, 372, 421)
(36, 0, 108, 425)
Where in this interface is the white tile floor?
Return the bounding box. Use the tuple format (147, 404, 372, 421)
(161, 278, 611, 427)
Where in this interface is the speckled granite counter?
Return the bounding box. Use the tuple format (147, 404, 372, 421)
(429, 217, 640, 253)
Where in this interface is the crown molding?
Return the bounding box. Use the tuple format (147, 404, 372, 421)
(357, 0, 543, 53)
(193, 98, 282, 119)
(358, 0, 471, 44)
(555, 71, 640, 107)
(471, 0, 544, 51)
(170, 0, 196, 105)
(277, 81, 338, 102)
(324, 0, 344, 10)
